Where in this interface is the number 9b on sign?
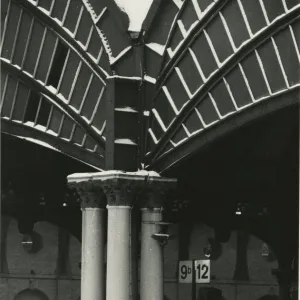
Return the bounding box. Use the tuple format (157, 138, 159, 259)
(178, 261, 193, 283)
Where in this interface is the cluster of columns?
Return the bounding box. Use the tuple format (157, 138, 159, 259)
(68, 170, 176, 300)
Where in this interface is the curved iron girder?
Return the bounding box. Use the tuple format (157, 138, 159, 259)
(13, 0, 111, 80)
(100, 0, 130, 39)
(159, 0, 228, 78)
(149, 87, 300, 173)
(1, 119, 104, 170)
(83, 0, 133, 62)
(142, 0, 162, 34)
(159, 0, 189, 59)
(148, 7, 300, 162)
(158, 1, 298, 90)
(1, 59, 106, 150)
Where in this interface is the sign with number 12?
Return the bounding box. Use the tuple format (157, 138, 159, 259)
(194, 260, 210, 283)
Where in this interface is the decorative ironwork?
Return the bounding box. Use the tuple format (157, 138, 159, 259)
(146, 2, 300, 171)
(1, 0, 299, 173)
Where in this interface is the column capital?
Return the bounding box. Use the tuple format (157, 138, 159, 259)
(101, 179, 139, 207)
(68, 178, 106, 209)
(140, 179, 177, 209)
(67, 170, 177, 208)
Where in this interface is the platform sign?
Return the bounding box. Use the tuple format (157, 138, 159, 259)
(178, 260, 193, 283)
(194, 260, 210, 283)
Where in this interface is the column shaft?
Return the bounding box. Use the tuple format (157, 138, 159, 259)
(140, 209, 164, 300)
(106, 206, 131, 300)
(0, 193, 2, 274)
(81, 208, 105, 300)
(0, 192, 2, 273)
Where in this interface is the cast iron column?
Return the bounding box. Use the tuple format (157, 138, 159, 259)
(0, 188, 2, 274)
(140, 179, 177, 300)
(101, 173, 139, 300)
(106, 205, 131, 300)
(140, 208, 163, 300)
(68, 179, 106, 300)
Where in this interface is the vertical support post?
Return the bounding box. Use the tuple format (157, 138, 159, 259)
(100, 174, 139, 300)
(130, 206, 139, 300)
(298, 101, 300, 299)
(105, 78, 115, 170)
(178, 215, 193, 300)
(192, 260, 196, 300)
(140, 208, 164, 300)
(0, 186, 2, 274)
(139, 178, 177, 300)
(67, 180, 107, 300)
(81, 207, 106, 300)
(131, 35, 145, 165)
(106, 206, 132, 300)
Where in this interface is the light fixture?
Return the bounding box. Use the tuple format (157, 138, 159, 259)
(203, 244, 212, 258)
(22, 234, 34, 253)
(261, 242, 276, 261)
(39, 194, 46, 206)
(203, 238, 222, 260)
(21, 232, 43, 254)
(235, 202, 249, 216)
(235, 202, 243, 215)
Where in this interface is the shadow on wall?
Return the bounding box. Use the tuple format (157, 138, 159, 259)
(14, 289, 49, 300)
(258, 296, 279, 300)
(197, 287, 225, 300)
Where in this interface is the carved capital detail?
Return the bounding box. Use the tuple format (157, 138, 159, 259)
(67, 171, 177, 209)
(68, 181, 106, 209)
(139, 180, 177, 209)
(102, 179, 141, 207)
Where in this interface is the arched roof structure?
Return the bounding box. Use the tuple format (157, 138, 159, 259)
(1, 0, 299, 172)
(146, 0, 300, 172)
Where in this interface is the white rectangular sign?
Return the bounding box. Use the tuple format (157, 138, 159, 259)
(178, 260, 193, 283)
(194, 260, 210, 283)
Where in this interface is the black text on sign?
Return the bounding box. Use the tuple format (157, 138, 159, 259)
(194, 260, 210, 283)
(178, 260, 193, 283)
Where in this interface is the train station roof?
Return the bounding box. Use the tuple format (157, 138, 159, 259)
(1, 0, 299, 172)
